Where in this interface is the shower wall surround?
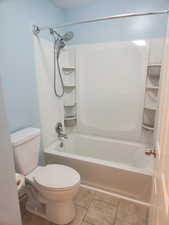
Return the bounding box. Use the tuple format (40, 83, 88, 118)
(34, 37, 164, 147)
(76, 39, 164, 143)
(34, 38, 64, 148)
(34, 38, 77, 147)
(76, 42, 148, 142)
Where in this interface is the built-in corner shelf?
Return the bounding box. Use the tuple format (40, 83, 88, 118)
(146, 86, 159, 90)
(147, 64, 161, 77)
(142, 124, 154, 131)
(62, 67, 75, 73)
(64, 115, 77, 121)
(64, 84, 76, 87)
(62, 64, 77, 126)
(64, 103, 76, 107)
(142, 63, 161, 133)
(144, 106, 157, 111)
(62, 67, 75, 70)
(148, 64, 161, 67)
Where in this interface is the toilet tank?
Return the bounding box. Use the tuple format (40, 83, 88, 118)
(11, 128, 40, 175)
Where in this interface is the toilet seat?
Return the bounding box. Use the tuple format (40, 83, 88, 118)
(33, 164, 80, 191)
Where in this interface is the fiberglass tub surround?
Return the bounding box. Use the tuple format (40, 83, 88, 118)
(34, 14, 165, 204)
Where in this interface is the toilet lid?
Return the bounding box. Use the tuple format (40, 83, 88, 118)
(34, 164, 80, 191)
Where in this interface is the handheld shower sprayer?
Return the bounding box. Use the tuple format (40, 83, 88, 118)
(49, 28, 74, 97)
(33, 25, 74, 98)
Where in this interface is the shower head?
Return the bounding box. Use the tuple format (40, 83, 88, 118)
(62, 32, 74, 42)
(50, 29, 74, 43)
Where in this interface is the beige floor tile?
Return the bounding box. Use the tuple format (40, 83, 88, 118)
(94, 191, 119, 206)
(22, 212, 53, 225)
(68, 206, 87, 225)
(84, 200, 117, 225)
(22, 206, 87, 225)
(74, 187, 95, 208)
(80, 222, 92, 225)
(115, 200, 149, 225)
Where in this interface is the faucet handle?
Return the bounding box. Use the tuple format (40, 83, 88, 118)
(55, 122, 68, 139)
(55, 122, 63, 133)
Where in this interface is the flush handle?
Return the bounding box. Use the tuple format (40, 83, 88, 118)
(145, 149, 157, 158)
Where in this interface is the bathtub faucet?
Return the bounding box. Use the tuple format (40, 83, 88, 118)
(55, 122, 68, 139)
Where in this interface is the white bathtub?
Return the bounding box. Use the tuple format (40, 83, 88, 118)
(44, 133, 153, 203)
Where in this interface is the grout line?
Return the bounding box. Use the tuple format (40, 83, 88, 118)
(113, 201, 120, 225)
(82, 192, 96, 225)
(146, 206, 150, 225)
(79, 207, 88, 225)
(81, 184, 151, 207)
(80, 219, 94, 225)
(91, 197, 119, 207)
(80, 187, 120, 225)
(93, 189, 120, 207)
(75, 187, 96, 225)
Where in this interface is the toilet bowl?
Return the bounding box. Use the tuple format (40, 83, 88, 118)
(26, 164, 80, 224)
(11, 128, 80, 224)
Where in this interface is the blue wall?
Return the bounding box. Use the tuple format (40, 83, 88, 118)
(0, 0, 64, 132)
(63, 0, 169, 44)
(0, 0, 169, 133)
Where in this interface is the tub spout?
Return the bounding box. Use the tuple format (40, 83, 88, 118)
(59, 133, 68, 139)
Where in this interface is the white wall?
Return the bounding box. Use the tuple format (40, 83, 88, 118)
(0, 79, 21, 225)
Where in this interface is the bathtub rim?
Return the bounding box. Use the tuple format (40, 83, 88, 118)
(45, 144, 153, 176)
(63, 132, 149, 148)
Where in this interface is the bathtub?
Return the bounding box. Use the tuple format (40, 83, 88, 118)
(44, 133, 153, 203)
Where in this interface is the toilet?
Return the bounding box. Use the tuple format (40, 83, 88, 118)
(11, 127, 80, 225)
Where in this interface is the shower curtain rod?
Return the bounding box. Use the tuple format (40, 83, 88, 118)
(33, 9, 169, 34)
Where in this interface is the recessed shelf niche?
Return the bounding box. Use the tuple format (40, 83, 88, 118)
(142, 64, 161, 132)
(61, 47, 77, 127)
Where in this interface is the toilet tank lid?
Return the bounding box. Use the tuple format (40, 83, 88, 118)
(11, 128, 40, 147)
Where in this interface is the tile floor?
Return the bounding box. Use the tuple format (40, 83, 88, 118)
(22, 186, 149, 225)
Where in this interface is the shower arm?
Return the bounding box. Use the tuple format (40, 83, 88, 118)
(33, 9, 169, 34)
(49, 28, 63, 40)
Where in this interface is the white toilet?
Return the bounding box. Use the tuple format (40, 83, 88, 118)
(11, 127, 80, 225)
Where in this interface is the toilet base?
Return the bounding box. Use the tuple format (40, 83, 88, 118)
(26, 198, 47, 220)
(26, 197, 76, 224)
(46, 200, 75, 224)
